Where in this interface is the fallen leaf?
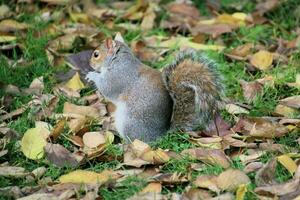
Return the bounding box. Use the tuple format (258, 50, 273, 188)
(0, 19, 28, 32)
(59, 170, 114, 184)
(21, 127, 47, 160)
(236, 184, 247, 200)
(152, 172, 188, 185)
(255, 159, 277, 186)
(160, 36, 225, 51)
(255, 165, 300, 196)
(0, 167, 28, 178)
(181, 148, 231, 168)
(44, 143, 79, 167)
(191, 24, 233, 38)
(140, 3, 156, 30)
(240, 80, 263, 103)
(193, 175, 220, 193)
(250, 50, 274, 71)
(225, 103, 249, 114)
(279, 96, 300, 109)
(232, 117, 289, 138)
(274, 104, 299, 117)
(49, 119, 66, 141)
(217, 169, 250, 191)
(82, 132, 106, 148)
(244, 162, 263, 173)
(63, 102, 100, 119)
(140, 182, 162, 194)
(65, 72, 85, 91)
(277, 154, 297, 174)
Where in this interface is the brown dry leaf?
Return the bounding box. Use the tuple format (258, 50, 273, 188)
(68, 135, 84, 147)
(22, 76, 44, 95)
(232, 117, 289, 138)
(244, 162, 264, 173)
(63, 102, 100, 119)
(227, 43, 254, 60)
(277, 155, 297, 174)
(44, 143, 79, 167)
(255, 159, 277, 186)
(140, 3, 156, 30)
(67, 116, 88, 134)
(209, 192, 235, 200)
(0, 107, 26, 121)
(0, 166, 28, 178)
(279, 96, 300, 109)
(181, 148, 231, 168)
(127, 192, 165, 200)
(274, 104, 299, 117)
(40, 0, 71, 5)
(250, 50, 274, 71)
(152, 172, 188, 185)
(140, 182, 162, 194)
(82, 132, 106, 148)
(167, 2, 200, 20)
(182, 188, 213, 200)
(189, 136, 222, 149)
(48, 34, 77, 51)
(123, 139, 168, 167)
(255, 0, 279, 15)
(49, 119, 66, 141)
(191, 24, 232, 38)
(141, 148, 170, 164)
(255, 165, 300, 196)
(0, 19, 28, 32)
(193, 175, 220, 193)
(225, 103, 249, 115)
(217, 169, 250, 191)
(59, 169, 115, 184)
(240, 80, 263, 103)
(53, 85, 81, 98)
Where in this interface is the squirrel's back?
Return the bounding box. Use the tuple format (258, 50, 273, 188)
(162, 50, 223, 131)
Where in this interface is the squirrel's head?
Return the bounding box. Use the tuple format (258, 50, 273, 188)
(90, 37, 131, 72)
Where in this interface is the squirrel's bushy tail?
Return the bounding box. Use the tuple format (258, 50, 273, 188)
(162, 49, 224, 131)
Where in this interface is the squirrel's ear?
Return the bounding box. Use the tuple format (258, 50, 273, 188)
(114, 32, 124, 43)
(105, 38, 118, 55)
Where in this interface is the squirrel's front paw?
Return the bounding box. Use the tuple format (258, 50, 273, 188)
(86, 71, 99, 83)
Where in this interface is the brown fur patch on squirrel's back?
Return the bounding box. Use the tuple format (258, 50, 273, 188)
(162, 49, 223, 131)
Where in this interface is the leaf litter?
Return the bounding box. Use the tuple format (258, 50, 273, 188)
(0, 0, 300, 199)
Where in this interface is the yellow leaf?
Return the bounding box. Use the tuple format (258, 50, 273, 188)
(277, 155, 297, 174)
(105, 131, 114, 145)
(59, 169, 112, 184)
(216, 14, 245, 26)
(0, 35, 16, 43)
(232, 12, 248, 21)
(236, 184, 247, 200)
(21, 127, 47, 160)
(250, 50, 273, 71)
(65, 72, 85, 91)
(160, 36, 224, 51)
(140, 182, 162, 194)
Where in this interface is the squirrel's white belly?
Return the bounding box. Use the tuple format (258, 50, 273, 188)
(114, 101, 127, 139)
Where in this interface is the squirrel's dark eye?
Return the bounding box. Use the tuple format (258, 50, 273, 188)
(93, 50, 100, 58)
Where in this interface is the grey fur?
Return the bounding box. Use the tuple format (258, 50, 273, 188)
(86, 43, 223, 142)
(86, 41, 172, 143)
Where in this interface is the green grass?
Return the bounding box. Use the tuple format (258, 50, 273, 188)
(1, 0, 300, 199)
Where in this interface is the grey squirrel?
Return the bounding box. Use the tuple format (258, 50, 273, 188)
(67, 36, 223, 143)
